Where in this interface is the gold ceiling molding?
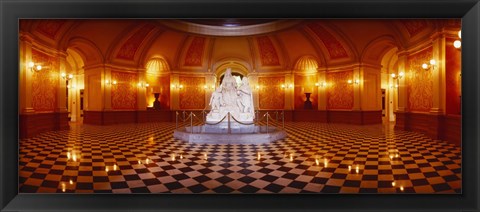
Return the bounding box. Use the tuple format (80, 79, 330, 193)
(158, 20, 303, 36)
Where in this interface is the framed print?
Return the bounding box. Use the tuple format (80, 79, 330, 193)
(1, 0, 479, 211)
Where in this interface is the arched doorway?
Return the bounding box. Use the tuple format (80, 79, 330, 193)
(65, 49, 85, 123)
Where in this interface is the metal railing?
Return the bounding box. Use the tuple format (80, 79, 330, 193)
(175, 109, 285, 134)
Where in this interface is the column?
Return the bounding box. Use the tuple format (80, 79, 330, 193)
(170, 74, 180, 110)
(352, 65, 362, 110)
(103, 67, 112, 110)
(19, 34, 35, 114)
(137, 71, 147, 110)
(430, 33, 446, 114)
(317, 69, 327, 110)
(56, 55, 68, 113)
(284, 73, 294, 110)
(396, 53, 408, 112)
(247, 73, 259, 109)
(205, 73, 217, 110)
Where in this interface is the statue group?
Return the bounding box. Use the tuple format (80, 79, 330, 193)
(206, 68, 255, 123)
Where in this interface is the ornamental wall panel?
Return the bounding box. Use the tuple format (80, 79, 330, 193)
(307, 23, 349, 60)
(256, 36, 281, 66)
(31, 49, 59, 112)
(184, 37, 206, 66)
(406, 47, 433, 112)
(179, 77, 205, 109)
(258, 76, 285, 109)
(116, 24, 155, 60)
(326, 70, 354, 109)
(111, 71, 138, 110)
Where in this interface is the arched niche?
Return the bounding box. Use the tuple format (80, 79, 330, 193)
(213, 60, 250, 86)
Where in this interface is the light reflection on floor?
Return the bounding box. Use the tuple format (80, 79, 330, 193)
(19, 122, 461, 193)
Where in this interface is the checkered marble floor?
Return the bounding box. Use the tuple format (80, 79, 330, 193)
(19, 122, 461, 194)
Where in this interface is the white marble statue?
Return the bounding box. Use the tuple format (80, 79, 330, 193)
(206, 68, 255, 123)
(209, 87, 223, 111)
(237, 77, 254, 115)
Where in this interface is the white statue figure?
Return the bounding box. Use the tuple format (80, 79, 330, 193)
(237, 77, 254, 115)
(209, 87, 223, 111)
(206, 68, 254, 123)
(220, 68, 239, 108)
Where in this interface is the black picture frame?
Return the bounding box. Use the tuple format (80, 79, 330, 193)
(1, 0, 479, 211)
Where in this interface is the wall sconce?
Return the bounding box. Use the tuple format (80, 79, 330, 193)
(255, 85, 260, 90)
(454, 30, 461, 49)
(348, 79, 360, 85)
(105, 80, 117, 85)
(390, 72, 404, 80)
(61, 73, 74, 81)
(27, 61, 42, 72)
(354, 79, 360, 84)
(347, 80, 353, 84)
(203, 84, 215, 90)
(138, 82, 149, 88)
(315, 82, 327, 87)
(389, 84, 399, 89)
(281, 84, 294, 89)
(171, 84, 183, 89)
(422, 59, 436, 71)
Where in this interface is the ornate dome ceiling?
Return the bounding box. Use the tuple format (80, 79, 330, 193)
(19, 19, 460, 74)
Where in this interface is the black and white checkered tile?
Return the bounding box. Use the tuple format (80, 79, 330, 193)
(19, 122, 461, 193)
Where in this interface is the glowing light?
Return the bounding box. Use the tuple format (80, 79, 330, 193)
(145, 158, 150, 164)
(112, 80, 117, 85)
(67, 152, 71, 160)
(390, 155, 394, 160)
(391, 73, 396, 78)
(395, 154, 399, 158)
(113, 164, 117, 171)
(180, 154, 183, 159)
(68, 74, 73, 79)
(453, 40, 461, 49)
(429, 59, 436, 65)
(281, 84, 286, 88)
(138, 160, 141, 164)
(171, 154, 176, 161)
(72, 154, 77, 162)
(422, 63, 429, 69)
(204, 153, 208, 160)
(36, 65, 42, 71)
(289, 153, 293, 162)
(348, 79, 353, 84)
(105, 167, 109, 172)
(69, 179, 73, 185)
(324, 158, 328, 168)
(356, 165, 360, 174)
(257, 152, 261, 161)
(458, 30, 461, 39)
(61, 182, 66, 192)
(400, 186, 404, 191)
(28, 62, 35, 68)
(399, 72, 404, 77)
(348, 165, 352, 171)
(315, 158, 319, 166)
(392, 181, 396, 186)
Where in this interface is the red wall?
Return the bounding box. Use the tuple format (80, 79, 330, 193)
(445, 37, 462, 115)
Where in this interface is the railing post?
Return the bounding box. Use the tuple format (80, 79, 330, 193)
(228, 112, 231, 134)
(175, 111, 178, 129)
(190, 112, 194, 134)
(266, 112, 269, 133)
